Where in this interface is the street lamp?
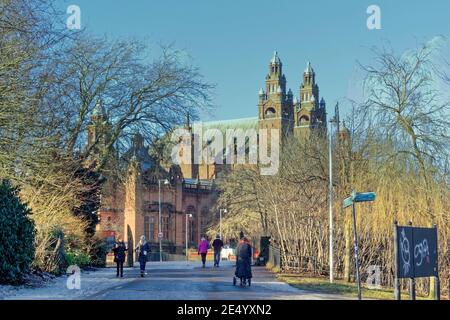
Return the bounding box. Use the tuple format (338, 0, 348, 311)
(158, 178, 170, 262)
(328, 116, 337, 283)
(219, 209, 227, 240)
(185, 213, 193, 264)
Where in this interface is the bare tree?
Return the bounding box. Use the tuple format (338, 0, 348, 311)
(43, 36, 214, 172)
(357, 43, 450, 296)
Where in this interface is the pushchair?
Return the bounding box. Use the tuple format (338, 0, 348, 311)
(233, 242, 252, 287)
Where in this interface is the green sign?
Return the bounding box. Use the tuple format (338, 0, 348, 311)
(343, 197, 353, 209)
(344, 191, 376, 208)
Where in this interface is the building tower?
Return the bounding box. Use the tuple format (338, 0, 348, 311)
(87, 101, 107, 146)
(86, 100, 113, 164)
(123, 156, 142, 266)
(258, 51, 294, 146)
(177, 115, 199, 180)
(294, 62, 326, 139)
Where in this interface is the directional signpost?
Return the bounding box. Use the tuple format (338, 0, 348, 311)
(343, 190, 376, 300)
(352, 191, 376, 203)
(343, 197, 353, 209)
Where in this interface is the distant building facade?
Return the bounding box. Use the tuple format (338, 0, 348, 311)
(93, 52, 328, 257)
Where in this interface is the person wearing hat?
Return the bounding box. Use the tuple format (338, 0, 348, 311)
(235, 236, 253, 286)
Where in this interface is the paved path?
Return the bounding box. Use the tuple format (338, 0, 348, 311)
(85, 261, 347, 300)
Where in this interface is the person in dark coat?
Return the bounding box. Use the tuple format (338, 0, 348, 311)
(135, 235, 151, 277)
(235, 236, 252, 285)
(212, 235, 224, 267)
(112, 238, 127, 278)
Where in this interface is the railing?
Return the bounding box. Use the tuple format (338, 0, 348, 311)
(268, 245, 325, 275)
(284, 254, 323, 275)
(268, 245, 282, 270)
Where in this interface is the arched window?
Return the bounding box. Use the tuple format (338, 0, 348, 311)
(265, 107, 276, 119)
(299, 115, 310, 125)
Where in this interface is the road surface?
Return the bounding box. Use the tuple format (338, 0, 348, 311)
(85, 261, 347, 300)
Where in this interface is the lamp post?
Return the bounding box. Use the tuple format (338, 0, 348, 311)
(328, 117, 337, 283)
(185, 213, 193, 264)
(158, 179, 170, 262)
(219, 209, 227, 239)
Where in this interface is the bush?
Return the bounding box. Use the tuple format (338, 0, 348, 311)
(0, 180, 36, 284)
(36, 228, 68, 275)
(65, 250, 91, 268)
(86, 236, 108, 267)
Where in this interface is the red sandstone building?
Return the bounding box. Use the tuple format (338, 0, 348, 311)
(93, 52, 329, 259)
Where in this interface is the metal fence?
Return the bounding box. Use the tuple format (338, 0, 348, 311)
(284, 254, 322, 274)
(268, 245, 324, 274)
(268, 245, 282, 270)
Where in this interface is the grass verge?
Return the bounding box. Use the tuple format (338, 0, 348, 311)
(276, 274, 434, 300)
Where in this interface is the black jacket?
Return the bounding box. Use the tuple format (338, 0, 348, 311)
(235, 241, 252, 278)
(112, 242, 127, 262)
(212, 239, 224, 251)
(136, 242, 151, 260)
(237, 242, 252, 260)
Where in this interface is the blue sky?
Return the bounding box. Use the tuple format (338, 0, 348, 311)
(59, 0, 450, 121)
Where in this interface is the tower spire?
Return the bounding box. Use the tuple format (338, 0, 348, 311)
(259, 51, 293, 144)
(271, 51, 281, 65)
(92, 100, 106, 121)
(304, 61, 314, 74)
(266, 51, 285, 96)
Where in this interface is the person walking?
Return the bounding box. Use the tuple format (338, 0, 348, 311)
(112, 238, 127, 278)
(212, 235, 224, 267)
(198, 236, 209, 268)
(235, 236, 253, 286)
(135, 235, 151, 277)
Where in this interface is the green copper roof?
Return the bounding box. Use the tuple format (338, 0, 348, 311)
(192, 117, 258, 133)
